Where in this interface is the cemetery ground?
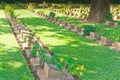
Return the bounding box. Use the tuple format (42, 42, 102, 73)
(15, 9, 120, 79)
(0, 10, 34, 80)
(1, 3, 120, 80)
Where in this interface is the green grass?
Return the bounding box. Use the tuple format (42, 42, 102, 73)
(36, 8, 120, 42)
(0, 10, 34, 80)
(15, 9, 120, 80)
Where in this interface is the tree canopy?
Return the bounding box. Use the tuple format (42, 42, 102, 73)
(0, 0, 120, 4)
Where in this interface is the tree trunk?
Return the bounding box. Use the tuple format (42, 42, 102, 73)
(87, 0, 110, 22)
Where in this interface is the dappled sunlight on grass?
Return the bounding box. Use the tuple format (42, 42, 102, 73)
(15, 9, 120, 79)
(15, 9, 38, 18)
(0, 10, 34, 80)
(7, 61, 23, 68)
(80, 42, 100, 46)
(0, 10, 5, 18)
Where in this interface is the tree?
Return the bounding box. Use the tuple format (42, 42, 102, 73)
(87, 0, 111, 22)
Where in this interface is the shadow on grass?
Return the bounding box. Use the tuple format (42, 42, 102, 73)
(0, 46, 34, 80)
(0, 18, 12, 35)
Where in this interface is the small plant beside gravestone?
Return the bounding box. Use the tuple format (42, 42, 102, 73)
(30, 41, 40, 57)
(104, 13, 118, 27)
(110, 31, 120, 42)
(83, 25, 96, 36)
(49, 12, 56, 18)
(30, 41, 74, 80)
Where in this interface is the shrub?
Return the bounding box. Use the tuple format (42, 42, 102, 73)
(49, 12, 56, 18)
(28, 3, 35, 10)
(5, 5, 15, 18)
(38, 47, 47, 61)
(83, 25, 96, 36)
(111, 31, 120, 42)
(30, 41, 40, 56)
(104, 13, 113, 21)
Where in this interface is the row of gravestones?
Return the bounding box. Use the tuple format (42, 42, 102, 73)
(52, 8, 119, 28)
(34, 10, 84, 36)
(112, 9, 120, 20)
(105, 20, 118, 28)
(113, 15, 120, 20)
(6, 12, 75, 80)
(52, 9, 87, 19)
(64, 8, 120, 21)
(86, 32, 120, 52)
(111, 9, 120, 14)
(53, 8, 120, 21)
(33, 10, 120, 53)
(62, 8, 89, 13)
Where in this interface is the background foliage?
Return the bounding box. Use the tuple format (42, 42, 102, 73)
(0, 0, 120, 4)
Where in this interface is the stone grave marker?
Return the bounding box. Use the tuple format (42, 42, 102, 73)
(76, 28, 84, 36)
(24, 49, 32, 59)
(99, 36, 111, 46)
(113, 23, 118, 28)
(30, 57, 40, 71)
(114, 42, 120, 51)
(65, 23, 72, 30)
(105, 21, 110, 25)
(86, 32, 97, 40)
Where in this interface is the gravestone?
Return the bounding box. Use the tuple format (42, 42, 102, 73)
(53, 18, 58, 23)
(86, 32, 97, 40)
(113, 16, 117, 20)
(105, 21, 110, 25)
(65, 23, 71, 30)
(114, 42, 120, 51)
(56, 20, 62, 25)
(113, 23, 118, 28)
(30, 57, 40, 71)
(24, 49, 32, 59)
(21, 42, 29, 50)
(99, 36, 111, 46)
(76, 28, 84, 36)
(59, 21, 66, 27)
(71, 27, 78, 33)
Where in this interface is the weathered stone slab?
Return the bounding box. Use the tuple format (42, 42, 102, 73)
(21, 30, 30, 34)
(114, 42, 120, 51)
(19, 37, 25, 43)
(59, 21, 66, 27)
(113, 23, 118, 28)
(21, 42, 29, 50)
(99, 36, 111, 46)
(52, 18, 58, 23)
(65, 23, 71, 30)
(24, 49, 32, 59)
(30, 57, 40, 71)
(37, 67, 47, 80)
(44, 63, 62, 78)
(86, 32, 97, 40)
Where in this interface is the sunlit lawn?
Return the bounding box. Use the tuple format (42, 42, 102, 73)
(15, 9, 120, 80)
(0, 10, 34, 80)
